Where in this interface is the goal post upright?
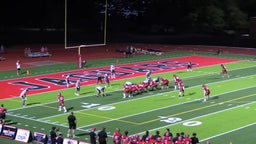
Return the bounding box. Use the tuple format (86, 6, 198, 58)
(77, 45, 82, 68)
(65, 0, 108, 68)
(104, 0, 108, 45)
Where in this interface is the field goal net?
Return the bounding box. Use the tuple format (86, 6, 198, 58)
(64, 0, 107, 68)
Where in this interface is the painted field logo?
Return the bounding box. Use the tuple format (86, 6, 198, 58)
(183, 121, 202, 126)
(159, 116, 182, 123)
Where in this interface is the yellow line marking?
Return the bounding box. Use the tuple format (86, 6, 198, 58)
(139, 93, 256, 125)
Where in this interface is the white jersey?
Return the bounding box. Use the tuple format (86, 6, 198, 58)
(153, 77, 159, 82)
(110, 64, 115, 71)
(16, 62, 21, 69)
(96, 86, 105, 91)
(75, 80, 80, 88)
(20, 89, 28, 99)
(125, 81, 133, 86)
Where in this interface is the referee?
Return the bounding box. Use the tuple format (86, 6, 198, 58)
(67, 111, 77, 138)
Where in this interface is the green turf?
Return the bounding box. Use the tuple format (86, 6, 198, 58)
(1, 52, 256, 144)
(0, 51, 255, 80)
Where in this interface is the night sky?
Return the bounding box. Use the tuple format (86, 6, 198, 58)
(0, 0, 256, 45)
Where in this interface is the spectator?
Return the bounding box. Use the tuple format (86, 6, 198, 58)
(67, 111, 77, 138)
(191, 132, 199, 144)
(0, 44, 4, 53)
(49, 126, 57, 144)
(0, 104, 7, 124)
(154, 130, 161, 140)
(164, 128, 173, 138)
(56, 133, 64, 144)
(98, 127, 108, 144)
(142, 130, 149, 142)
(172, 133, 180, 143)
(89, 127, 97, 144)
(41, 46, 45, 53)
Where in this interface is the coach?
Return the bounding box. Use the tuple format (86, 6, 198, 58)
(67, 111, 77, 138)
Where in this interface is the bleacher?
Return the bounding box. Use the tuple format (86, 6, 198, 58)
(26, 51, 52, 58)
(24, 47, 52, 58)
(0, 57, 5, 61)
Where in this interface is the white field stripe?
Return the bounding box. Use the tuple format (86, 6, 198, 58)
(5, 76, 256, 134)
(3, 61, 256, 101)
(38, 74, 256, 121)
(8, 69, 256, 113)
(77, 86, 256, 129)
(130, 101, 256, 137)
(200, 122, 256, 142)
(7, 112, 88, 132)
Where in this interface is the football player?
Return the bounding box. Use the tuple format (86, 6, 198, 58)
(19, 88, 29, 107)
(65, 74, 70, 88)
(160, 77, 169, 90)
(173, 74, 182, 90)
(104, 73, 110, 86)
(57, 92, 67, 113)
(146, 70, 152, 81)
(123, 82, 133, 98)
(96, 71, 103, 85)
(187, 61, 193, 71)
(96, 85, 107, 97)
(178, 80, 185, 97)
(202, 84, 211, 102)
(110, 64, 116, 79)
(75, 79, 81, 96)
(221, 64, 229, 78)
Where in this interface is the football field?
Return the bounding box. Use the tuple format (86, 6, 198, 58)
(0, 54, 256, 144)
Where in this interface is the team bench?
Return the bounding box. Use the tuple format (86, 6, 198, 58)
(25, 51, 52, 58)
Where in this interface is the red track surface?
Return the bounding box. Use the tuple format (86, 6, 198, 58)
(0, 55, 238, 99)
(0, 43, 255, 71)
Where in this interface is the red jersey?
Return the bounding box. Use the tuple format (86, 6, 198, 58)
(184, 137, 192, 144)
(178, 81, 184, 92)
(173, 75, 181, 84)
(160, 78, 169, 86)
(0, 107, 6, 114)
(142, 81, 149, 88)
(121, 135, 129, 144)
(113, 131, 122, 144)
(57, 94, 64, 106)
(203, 86, 210, 96)
(136, 84, 144, 91)
(131, 85, 137, 92)
(123, 85, 131, 93)
(150, 80, 158, 88)
(221, 64, 228, 73)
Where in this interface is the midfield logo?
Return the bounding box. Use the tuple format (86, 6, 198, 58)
(9, 60, 197, 91)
